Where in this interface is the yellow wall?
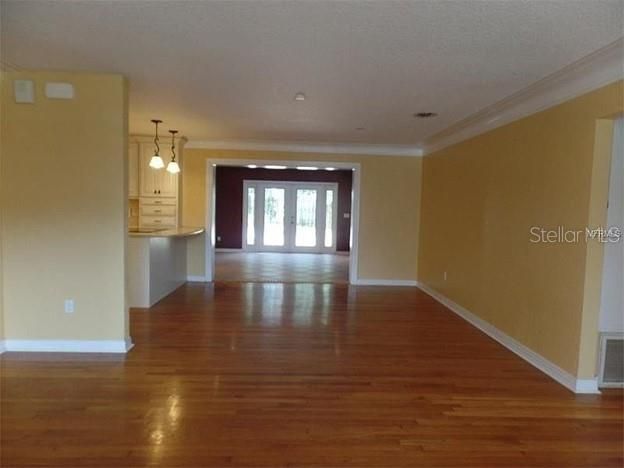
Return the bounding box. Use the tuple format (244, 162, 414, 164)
(181, 149, 422, 281)
(1, 71, 129, 342)
(418, 81, 623, 377)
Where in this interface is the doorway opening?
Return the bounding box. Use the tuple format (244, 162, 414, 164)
(205, 160, 360, 284)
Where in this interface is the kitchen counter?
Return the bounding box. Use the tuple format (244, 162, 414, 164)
(128, 226, 204, 238)
(127, 227, 204, 307)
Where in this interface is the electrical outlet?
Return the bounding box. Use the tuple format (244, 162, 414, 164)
(217, 236, 222, 242)
(64, 299, 75, 314)
(443, 271, 448, 281)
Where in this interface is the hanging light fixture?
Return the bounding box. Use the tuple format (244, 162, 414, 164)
(166, 129, 180, 174)
(149, 119, 165, 169)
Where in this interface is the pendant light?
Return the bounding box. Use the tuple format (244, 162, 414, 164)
(166, 129, 180, 174)
(149, 119, 165, 169)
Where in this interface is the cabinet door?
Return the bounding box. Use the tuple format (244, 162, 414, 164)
(139, 143, 159, 197)
(158, 165, 178, 198)
(128, 142, 139, 198)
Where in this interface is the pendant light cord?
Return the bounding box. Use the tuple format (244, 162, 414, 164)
(151, 119, 162, 156)
(169, 130, 178, 162)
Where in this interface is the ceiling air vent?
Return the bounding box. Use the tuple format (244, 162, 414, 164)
(599, 333, 624, 388)
(414, 112, 438, 118)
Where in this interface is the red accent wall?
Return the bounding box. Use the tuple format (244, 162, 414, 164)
(215, 166, 352, 251)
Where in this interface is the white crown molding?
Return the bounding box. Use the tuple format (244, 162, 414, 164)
(417, 282, 600, 394)
(421, 38, 624, 155)
(2, 338, 134, 353)
(130, 134, 188, 145)
(185, 139, 423, 157)
(354, 279, 418, 286)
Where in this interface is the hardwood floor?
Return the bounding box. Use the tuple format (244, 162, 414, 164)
(215, 251, 349, 283)
(2, 282, 622, 467)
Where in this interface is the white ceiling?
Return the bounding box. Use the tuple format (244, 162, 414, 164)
(2, 0, 622, 147)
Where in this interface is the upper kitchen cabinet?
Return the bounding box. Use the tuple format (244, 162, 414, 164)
(138, 141, 178, 198)
(128, 141, 139, 198)
(129, 134, 185, 228)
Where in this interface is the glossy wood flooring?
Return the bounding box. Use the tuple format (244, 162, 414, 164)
(2, 283, 623, 467)
(215, 251, 349, 283)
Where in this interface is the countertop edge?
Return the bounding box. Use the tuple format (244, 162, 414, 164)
(128, 227, 205, 238)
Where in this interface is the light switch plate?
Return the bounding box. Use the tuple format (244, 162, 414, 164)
(14, 80, 35, 103)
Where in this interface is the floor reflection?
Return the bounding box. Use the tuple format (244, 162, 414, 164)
(241, 283, 344, 330)
(215, 251, 349, 283)
(149, 379, 182, 464)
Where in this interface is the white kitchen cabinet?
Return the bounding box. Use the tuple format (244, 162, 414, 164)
(141, 205, 176, 216)
(139, 142, 178, 198)
(130, 135, 184, 229)
(139, 197, 177, 227)
(158, 165, 179, 198)
(128, 141, 139, 198)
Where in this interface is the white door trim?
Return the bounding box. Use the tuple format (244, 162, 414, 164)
(205, 159, 360, 284)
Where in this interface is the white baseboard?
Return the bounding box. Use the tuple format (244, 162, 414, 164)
(354, 279, 418, 286)
(2, 338, 134, 353)
(417, 282, 599, 394)
(215, 248, 242, 252)
(187, 275, 208, 282)
(575, 379, 600, 393)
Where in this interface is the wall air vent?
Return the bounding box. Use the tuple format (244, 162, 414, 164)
(598, 333, 624, 388)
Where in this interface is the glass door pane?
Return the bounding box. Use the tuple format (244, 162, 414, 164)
(246, 187, 255, 245)
(263, 187, 285, 246)
(295, 189, 317, 247)
(324, 189, 334, 248)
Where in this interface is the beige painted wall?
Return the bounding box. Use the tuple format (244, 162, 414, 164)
(1, 71, 129, 341)
(181, 149, 422, 281)
(419, 81, 623, 378)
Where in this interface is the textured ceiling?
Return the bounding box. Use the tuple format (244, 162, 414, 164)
(1, 0, 622, 145)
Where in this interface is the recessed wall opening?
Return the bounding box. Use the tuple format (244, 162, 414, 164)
(598, 116, 624, 387)
(205, 160, 361, 284)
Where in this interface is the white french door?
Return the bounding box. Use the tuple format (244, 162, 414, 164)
(243, 180, 338, 253)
